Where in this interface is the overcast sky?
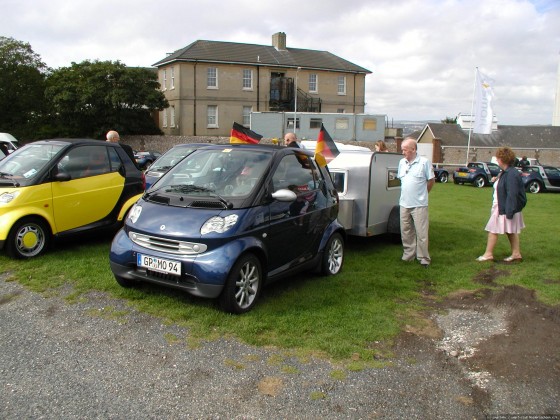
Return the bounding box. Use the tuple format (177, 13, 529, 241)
(3, 0, 560, 126)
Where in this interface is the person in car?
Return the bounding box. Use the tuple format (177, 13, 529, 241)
(477, 147, 526, 263)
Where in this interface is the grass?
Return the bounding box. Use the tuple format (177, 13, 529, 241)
(1, 183, 559, 365)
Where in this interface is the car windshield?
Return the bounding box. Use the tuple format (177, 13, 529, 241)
(149, 148, 272, 200)
(0, 143, 65, 187)
(149, 146, 198, 172)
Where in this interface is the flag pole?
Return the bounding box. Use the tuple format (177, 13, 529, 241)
(466, 67, 477, 166)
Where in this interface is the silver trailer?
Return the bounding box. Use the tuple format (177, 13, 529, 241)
(327, 151, 402, 237)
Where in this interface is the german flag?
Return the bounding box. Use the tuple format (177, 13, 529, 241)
(314, 124, 340, 167)
(230, 122, 263, 144)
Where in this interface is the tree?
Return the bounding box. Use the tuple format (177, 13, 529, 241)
(441, 116, 457, 124)
(0, 37, 49, 140)
(45, 60, 168, 138)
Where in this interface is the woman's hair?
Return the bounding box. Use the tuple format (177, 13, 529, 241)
(495, 147, 516, 165)
(375, 140, 388, 152)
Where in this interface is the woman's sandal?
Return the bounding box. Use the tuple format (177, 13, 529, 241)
(476, 256, 494, 262)
(503, 256, 523, 262)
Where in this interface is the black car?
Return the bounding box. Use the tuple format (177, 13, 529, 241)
(433, 165, 449, 183)
(520, 165, 560, 193)
(134, 150, 162, 170)
(453, 162, 501, 188)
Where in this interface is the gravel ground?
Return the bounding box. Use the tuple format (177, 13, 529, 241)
(1, 273, 558, 419)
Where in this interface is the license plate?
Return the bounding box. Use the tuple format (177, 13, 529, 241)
(457, 172, 468, 177)
(137, 253, 181, 276)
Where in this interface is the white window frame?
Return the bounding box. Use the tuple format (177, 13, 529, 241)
(207, 105, 218, 128)
(242, 69, 253, 90)
(170, 67, 175, 89)
(337, 75, 346, 95)
(242, 106, 252, 126)
(162, 69, 167, 91)
(170, 106, 175, 127)
(309, 74, 318, 93)
(162, 109, 168, 128)
(207, 67, 218, 89)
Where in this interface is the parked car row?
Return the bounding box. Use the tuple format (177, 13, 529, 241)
(520, 165, 560, 193)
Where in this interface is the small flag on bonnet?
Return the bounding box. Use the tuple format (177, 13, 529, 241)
(230, 122, 263, 144)
(314, 124, 340, 167)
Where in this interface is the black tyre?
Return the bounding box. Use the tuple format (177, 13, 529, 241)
(321, 232, 344, 276)
(114, 275, 135, 288)
(474, 175, 486, 188)
(6, 218, 50, 259)
(527, 180, 542, 194)
(219, 253, 262, 314)
(439, 172, 449, 183)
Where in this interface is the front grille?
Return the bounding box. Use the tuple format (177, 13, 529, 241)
(145, 269, 196, 287)
(129, 232, 207, 255)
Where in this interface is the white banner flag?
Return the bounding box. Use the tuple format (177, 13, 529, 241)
(473, 69, 494, 134)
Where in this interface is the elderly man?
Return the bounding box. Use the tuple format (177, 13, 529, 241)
(106, 130, 138, 167)
(397, 137, 435, 267)
(284, 132, 299, 148)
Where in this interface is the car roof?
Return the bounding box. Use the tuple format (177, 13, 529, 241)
(29, 138, 112, 147)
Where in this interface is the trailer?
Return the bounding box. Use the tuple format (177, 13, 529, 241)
(327, 150, 402, 237)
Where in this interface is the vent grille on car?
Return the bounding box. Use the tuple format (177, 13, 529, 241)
(190, 200, 227, 209)
(129, 232, 207, 255)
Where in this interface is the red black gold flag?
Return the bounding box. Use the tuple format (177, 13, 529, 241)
(314, 124, 340, 167)
(230, 122, 263, 144)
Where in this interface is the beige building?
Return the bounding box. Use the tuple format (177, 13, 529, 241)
(152, 32, 371, 137)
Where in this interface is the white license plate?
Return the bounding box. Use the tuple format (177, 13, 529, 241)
(137, 253, 181, 276)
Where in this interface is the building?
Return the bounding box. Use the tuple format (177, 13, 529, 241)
(152, 32, 371, 137)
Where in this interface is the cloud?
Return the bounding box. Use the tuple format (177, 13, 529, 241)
(2, 0, 559, 125)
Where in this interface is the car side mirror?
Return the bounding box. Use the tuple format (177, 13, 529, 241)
(54, 172, 71, 182)
(271, 189, 297, 202)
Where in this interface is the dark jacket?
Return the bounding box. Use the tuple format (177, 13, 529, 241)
(497, 166, 526, 219)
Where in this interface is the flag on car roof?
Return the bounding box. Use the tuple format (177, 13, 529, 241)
(230, 122, 263, 144)
(314, 124, 340, 167)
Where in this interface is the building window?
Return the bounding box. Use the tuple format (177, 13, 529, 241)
(170, 106, 175, 127)
(207, 67, 218, 89)
(309, 74, 317, 93)
(207, 105, 218, 127)
(337, 76, 346, 95)
(242, 69, 253, 90)
(337, 108, 345, 113)
(170, 67, 175, 89)
(335, 118, 349, 130)
(287, 117, 300, 129)
(162, 109, 168, 128)
(310, 118, 322, 129)
(162, 69, 167, 90)
(363, 119, 378, 130)
(242, 106, 252, 126)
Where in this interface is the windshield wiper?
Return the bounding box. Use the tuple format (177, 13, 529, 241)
(0, 172, 20, 187)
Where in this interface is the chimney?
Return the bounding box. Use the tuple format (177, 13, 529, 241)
(272, 32, 286, 51)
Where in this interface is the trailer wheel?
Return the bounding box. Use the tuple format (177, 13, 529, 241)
(387, 206, 402, 243)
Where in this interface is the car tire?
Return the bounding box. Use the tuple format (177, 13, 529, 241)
(474, 175, 486, 188)
(219, 253, 262, 314)
(6, 217, 50, 259)
(527, 180, 542, 194)
(439, 172, 449, 183)
(114, 275, 135, 288)
(321, 232, 344, 276)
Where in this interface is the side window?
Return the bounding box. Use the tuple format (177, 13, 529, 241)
(59, 146, 111, 179)
(108, 147, 122, 171)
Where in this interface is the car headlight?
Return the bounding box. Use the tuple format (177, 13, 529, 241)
(0, 191, 20, 204)
(201, 214, 239, 235)
(128, 204, 142, 223)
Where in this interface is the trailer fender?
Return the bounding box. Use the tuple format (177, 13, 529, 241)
(387, 205, 401, 235)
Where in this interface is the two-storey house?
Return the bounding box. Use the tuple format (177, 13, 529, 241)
(153, 32, 371, 137)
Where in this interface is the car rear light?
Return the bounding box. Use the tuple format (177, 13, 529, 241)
(469, 168, 476, 173)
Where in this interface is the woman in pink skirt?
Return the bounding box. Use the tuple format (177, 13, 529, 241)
(477, 147, 527, 262)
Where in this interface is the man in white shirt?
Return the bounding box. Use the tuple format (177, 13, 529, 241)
(397, 138, 435, 267)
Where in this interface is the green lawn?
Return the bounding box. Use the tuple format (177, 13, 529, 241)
(1, 182, 559, 365)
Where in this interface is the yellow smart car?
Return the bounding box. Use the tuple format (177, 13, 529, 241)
(0, 139, 144, 258)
